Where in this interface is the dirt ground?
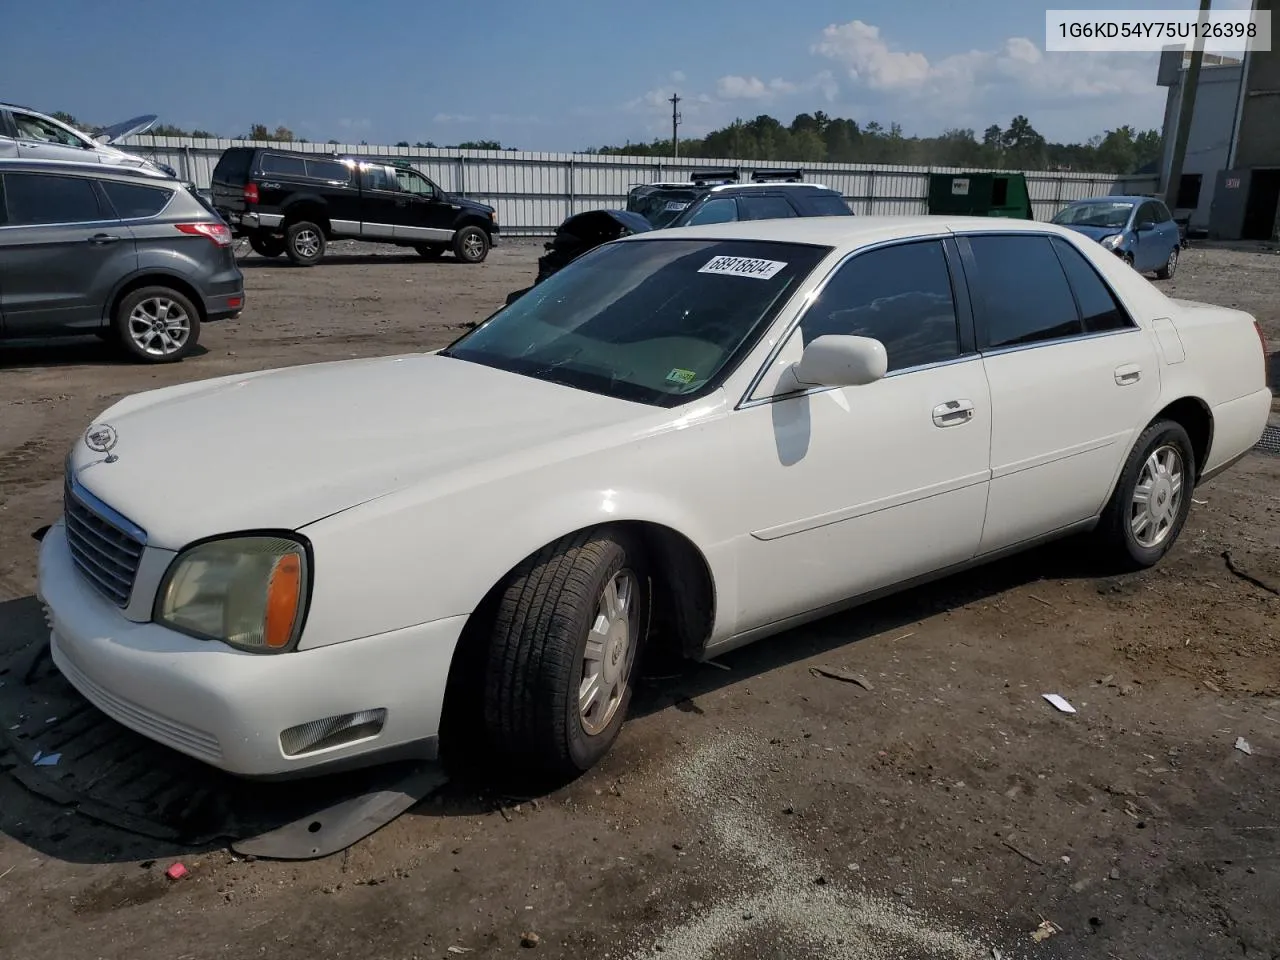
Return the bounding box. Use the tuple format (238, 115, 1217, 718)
(1, 239, 1278, 960)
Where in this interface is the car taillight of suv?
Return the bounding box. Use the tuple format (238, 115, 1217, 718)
(243, 183, 259, 205)
(176, 222, 234, 247)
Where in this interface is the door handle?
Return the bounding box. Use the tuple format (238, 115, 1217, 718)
(87, 234, 121, 245)
(932, 399, 974, 427)
(1114, 364, 1142, 386)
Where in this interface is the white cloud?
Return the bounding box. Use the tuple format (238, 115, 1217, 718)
(337, 117, 372, 131)
(488, 113, 542, 125)
(716, 75, 799, 100)
(670, 70, 686, 82)
(813, 21, 930, 90)
(433, 113, 477, 124)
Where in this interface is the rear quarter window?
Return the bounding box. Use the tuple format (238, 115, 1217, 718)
(304, 158, 351, 183)
(259, 153, 307, 177)
(806, 194, 854, 216)
(102, 181, 174, 219)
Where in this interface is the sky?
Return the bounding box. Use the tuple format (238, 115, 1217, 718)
(0, 0, 1256, 151)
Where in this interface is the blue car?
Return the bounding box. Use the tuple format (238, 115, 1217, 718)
(1050, 195, 1183, 280)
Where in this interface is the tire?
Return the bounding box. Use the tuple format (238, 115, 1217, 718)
(415, 243, 446, 259)
(453, 225, 490, 263)
(1095, 419, 1196, 570)
(113, 286, 201, 364)
(481, 526, 650, 777)
(248, 233, 285, 258)
(284, 220, 326, 266)
(1155, 245, 1179, 280)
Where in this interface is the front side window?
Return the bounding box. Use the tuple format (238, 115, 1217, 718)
(799, 240, 961, 373)
(739, 195, 796, 221)
(966, 235, 1083, 349)
(2, 173, 102, 225)
(394, 167, 436, 196)
(684, 197, 738, 226)
(442, 238, 830, 405)
(1136, 201, 1161, 227)
(102, 181, 174, 219)
(13, 111, 87, 148)
(361, 164, 399, 192)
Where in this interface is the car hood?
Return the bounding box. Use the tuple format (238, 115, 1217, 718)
(447, 194, 495, 214)
(1058, 223, 1127, 242)
(68, 353, 654, 550)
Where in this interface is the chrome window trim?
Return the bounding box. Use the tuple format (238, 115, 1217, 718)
(735, 230, 956, 410)
(980, 325, 1140, 358)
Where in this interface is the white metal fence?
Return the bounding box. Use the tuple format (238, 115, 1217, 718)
(118, 136, 1160, 236)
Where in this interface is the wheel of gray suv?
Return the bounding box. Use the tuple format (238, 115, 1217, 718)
(481, 526, 650, 777)
(415, 243, 447, 259)
(1156, 246, 1179, 280)
(453, 225, 490, 264)
(1095, 419, 1195, 570)
(285, 221, 326, 266)
(249, 233, 285, 258)
(113, 286, 201, 364)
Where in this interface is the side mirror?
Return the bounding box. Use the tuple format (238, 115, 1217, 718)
(786, 335, 888, 389)
(1137, 219, 1156, 231)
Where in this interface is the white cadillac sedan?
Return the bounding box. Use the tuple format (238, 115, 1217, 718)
(38, 217, 1271, 780)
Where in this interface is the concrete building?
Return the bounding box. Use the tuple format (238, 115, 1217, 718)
(1157, 51, 1243, 232)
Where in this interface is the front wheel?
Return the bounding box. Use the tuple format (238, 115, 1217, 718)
(1095, 420, 1195, 570)
(113, 286, 201, 363)
(453, 225, 490, 263)
(1156, 246, 1179, 280)
(285, 221, 326, 266)
(481, 527, 650, 777)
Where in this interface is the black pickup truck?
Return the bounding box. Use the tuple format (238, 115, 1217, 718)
(210, 146, 499, 266)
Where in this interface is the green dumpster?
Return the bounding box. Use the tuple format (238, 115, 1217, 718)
(927, 172, 1032, 219)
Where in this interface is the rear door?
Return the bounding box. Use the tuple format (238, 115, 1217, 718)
(391, 165, 455, 244)
(958, 231, 1160, 554)
(0, 171, 137, 334)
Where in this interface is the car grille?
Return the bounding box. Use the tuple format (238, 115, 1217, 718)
(64, 480, 146, 608)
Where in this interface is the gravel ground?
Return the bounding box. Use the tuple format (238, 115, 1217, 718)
(0, 238, 1277, 960)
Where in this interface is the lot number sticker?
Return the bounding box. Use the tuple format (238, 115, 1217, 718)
(698, 256, 788, 280)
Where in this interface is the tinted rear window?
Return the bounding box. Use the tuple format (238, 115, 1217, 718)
(967, 234, 1083, 348)
(305, 158, 351, 182)
(212, 148, 254, 183)
(260, 153, 307, 177)
(102, 181, 174, 219)
(3, 173, 103, 225)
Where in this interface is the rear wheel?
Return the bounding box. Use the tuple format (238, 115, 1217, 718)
(113, 286, 201, 364)
(453, 225, 490, 263)
(285, 221, 325, 266)
(1095, 419, 1195, 570)
(1156, 246, 1179, 280)
(248, 233, 285, 258)
(415, 243, 447, 259)
(480, 527, 650, 777)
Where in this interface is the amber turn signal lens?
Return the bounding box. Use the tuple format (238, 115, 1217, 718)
(264, 553, 302, 649)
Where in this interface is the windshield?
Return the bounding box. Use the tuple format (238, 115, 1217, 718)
(628, 187, 703, 227)
(442, 238, 830, 406)
(1052, 201, 1134, 229)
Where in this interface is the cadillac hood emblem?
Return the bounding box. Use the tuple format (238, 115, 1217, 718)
(84, 423, 120, 463)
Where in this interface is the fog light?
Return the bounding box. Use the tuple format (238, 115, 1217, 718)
(279, 709, 387, 757)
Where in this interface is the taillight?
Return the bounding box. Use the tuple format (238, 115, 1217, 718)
(176, 222, 233, 247)
(243, 182, 259, 204)
(1257, 320, 1270, 373)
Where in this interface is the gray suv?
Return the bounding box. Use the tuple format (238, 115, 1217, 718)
(0, 159, 244, 363)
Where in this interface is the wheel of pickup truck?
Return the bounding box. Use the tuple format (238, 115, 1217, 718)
(284, 221, 326, 266)
(453, 225, 490, 264)
(415, 243, 447, 260)
(248, 233, 285, 258)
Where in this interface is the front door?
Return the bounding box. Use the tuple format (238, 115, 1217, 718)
(732, 237, 992, 631)
(357, 163, 405, 241)
(392, 166, 455, 245)
(957, 232, 1162, 554)
(0, 171, 137, 335)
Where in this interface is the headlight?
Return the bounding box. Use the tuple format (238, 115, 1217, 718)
(1099, 234, 1124, 250)
(156, 535, 310, 653)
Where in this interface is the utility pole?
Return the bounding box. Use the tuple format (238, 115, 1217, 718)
(1165, 0, 1213, 208)
(669, 93, 682, 159)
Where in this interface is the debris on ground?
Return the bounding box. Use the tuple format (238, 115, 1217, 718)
(1002, 838, 1045, 867)
(1235, 737, 1253, 756)
(446, 947, 473, 955)
(165, 862, 189, 881)
(1042, 693, 1076, 714)
(1222, 550, 1280, 596)
(809, 665, 873, 690)
(1030, 919, 1061, 942)
(520, 932, 541, 948)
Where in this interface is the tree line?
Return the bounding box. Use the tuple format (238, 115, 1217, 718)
(50, 110, 1162, 174)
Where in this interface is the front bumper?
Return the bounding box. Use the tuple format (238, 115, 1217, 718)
(37, 522, 466, 779)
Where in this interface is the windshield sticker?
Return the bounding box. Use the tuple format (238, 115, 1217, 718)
(698, 256, 788, 280)
(666, 367, 698, 385)
(664, 200, 690, 211)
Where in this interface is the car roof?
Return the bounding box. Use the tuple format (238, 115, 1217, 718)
(1066, 195, 1154, 204)
(0, 157, 177, 181)
(623, 214, 1086, 250)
